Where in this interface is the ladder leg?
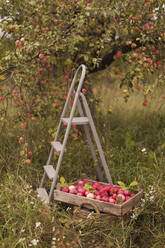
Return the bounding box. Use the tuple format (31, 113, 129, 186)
(40, 146, 57, 188)
(47, 146, 54, 165)
(49, 127, 70, 202)
(81, 94, 113, 184)
(48, 65, 87, 202)
(83, 125, 104, 182)
(40, 171, 46, 188)
(77, 99, 104, 181)
(49, 117, 75, 201)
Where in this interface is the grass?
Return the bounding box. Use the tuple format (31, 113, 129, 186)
(0, 69, 165, 247)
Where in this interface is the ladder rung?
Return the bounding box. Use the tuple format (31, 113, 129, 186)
(51, 141, 66, 152)
(44, 165, 55, 180)
(62, 117, 89, 125)
(37, 188, 49, 203)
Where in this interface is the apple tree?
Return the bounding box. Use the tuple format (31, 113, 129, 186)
(0, 0, 164, 126)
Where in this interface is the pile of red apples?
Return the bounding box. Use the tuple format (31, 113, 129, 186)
(61, 179, 135, 204)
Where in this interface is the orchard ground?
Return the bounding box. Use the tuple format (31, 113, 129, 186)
(0, 68, 165, 248)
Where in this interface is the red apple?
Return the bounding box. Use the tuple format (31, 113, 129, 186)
(77, 180, 84, 186)
(117, 189, 124, 195)
(61, 187, 69, 193)
(69, 188, 77, 194)
(112, 193, 117, 200)
(84, 191, 90, 197)
(69, 185, 76, 190)
(25, 159, 31, 164)
(95, 195, 101, 201)
(94, 190, 100, 196)
(125, 196, 131, 201)
(20, 123, 26, 128)
(19, 137, 24, 142)
(42, 56, 48, 63)
(39, 53, 44, 59)
(101, 196, 109, 202)
(86, 193, 95, 199)
(123, 190, 130, 196)
(117, 194, 126, 202)
(77, 192, 84, 196)
(82, 88, 87, 94)
(92, 181, 101, 190)
(109, 198, 116, 204)
(83, 179, 89, 184)
(77, 186, 86, 195)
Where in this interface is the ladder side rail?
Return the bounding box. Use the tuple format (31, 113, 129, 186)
(58, 64, 86, 121)
(46, 65, 86, 166)
(48, 65, 86, 201)
(80, 93, 113, 184)
(77, 98, 104, 182)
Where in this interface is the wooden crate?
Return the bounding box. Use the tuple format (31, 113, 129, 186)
(54, 181, 143, 216)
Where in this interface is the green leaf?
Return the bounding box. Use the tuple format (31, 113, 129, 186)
(60, 177, 65, 185)
(129, 181, 138, 187)
(60, 177, 69, 187)
(117, 181, 126, 187)
(84, 183, 92, 191)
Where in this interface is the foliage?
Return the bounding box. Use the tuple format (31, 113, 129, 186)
(0, 0, 164, 109)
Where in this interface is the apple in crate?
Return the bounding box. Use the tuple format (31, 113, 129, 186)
(112, 193, 117, 200)
(69, 185, 77, 194)
(86, 193, 95, 199)
(95, 195, 101, 201)
(123, 189, 131, 196)
(101, 195, 109, 202)
(92, 181, 102, 190)
(126, 196, 131, 201)
(77, 186, 86, 195)
(77, 192, 84, 196)
(69, 185, 76, 190)
(77, 180, 85, 186)
(117, 193, 126, 203)
(109, 197, 116, 204)
(69, 188, 78, 194)
(61, 187, 69, 193)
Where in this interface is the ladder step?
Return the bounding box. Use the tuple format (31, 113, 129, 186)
(51, 141, 66, 152)
(62, 117, 89, 125)
(44, 165, 56, 180)
(37, 188, 49, 203)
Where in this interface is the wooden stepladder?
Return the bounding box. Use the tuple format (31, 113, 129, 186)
(37, 64, 113, 204)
